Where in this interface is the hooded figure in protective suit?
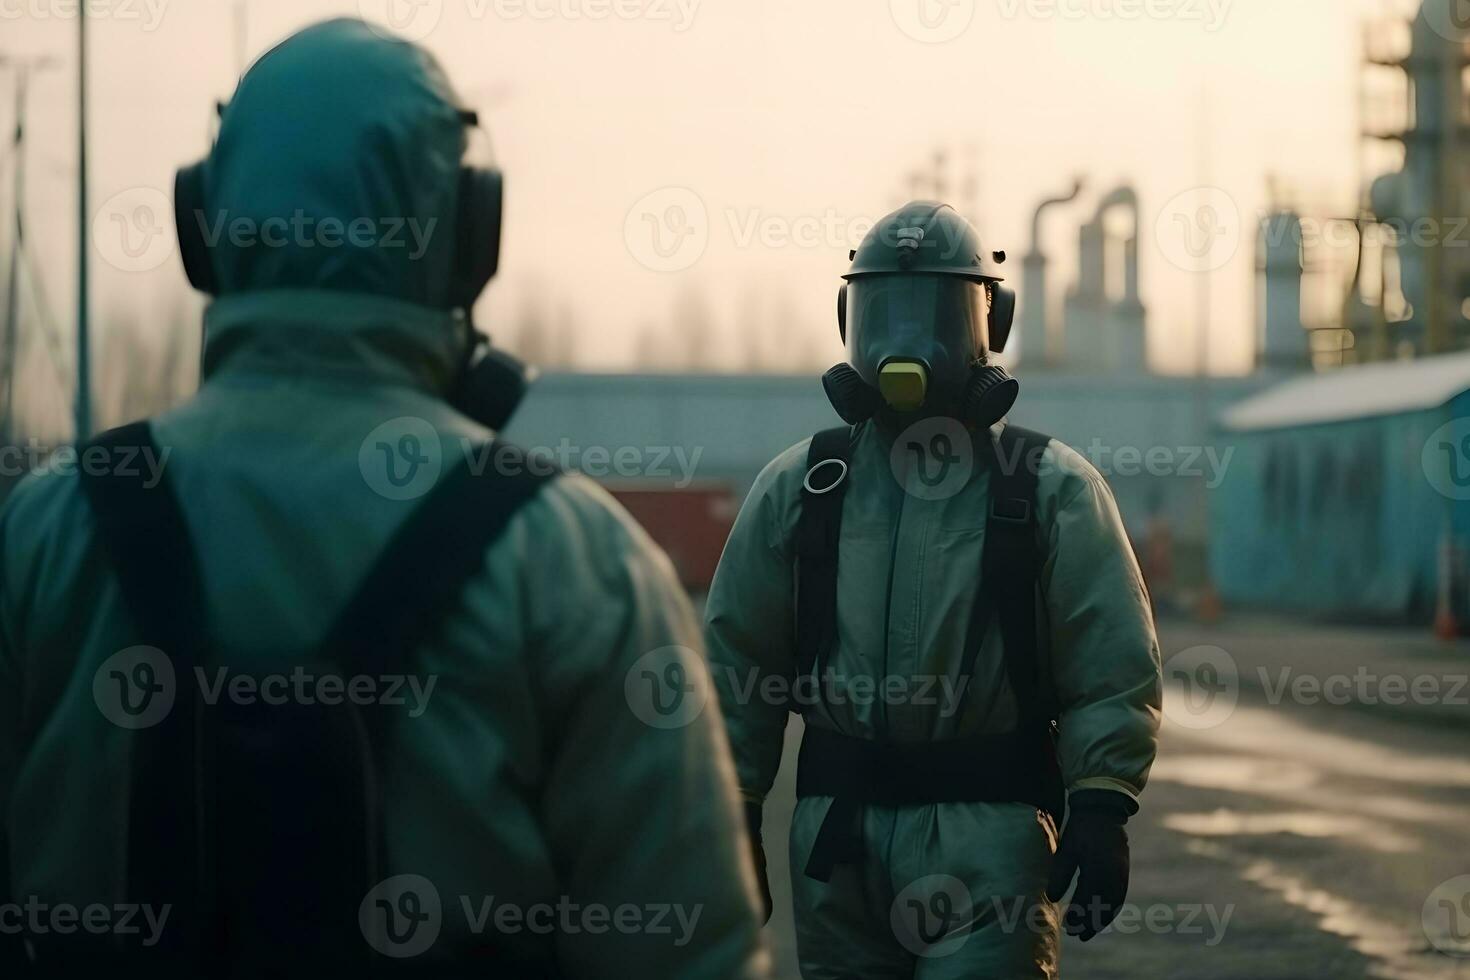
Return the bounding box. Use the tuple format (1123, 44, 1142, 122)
(705, 202, 1162, 978)
(0, 19, 768, 978)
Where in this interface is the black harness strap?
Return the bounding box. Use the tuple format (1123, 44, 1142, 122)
(981, 424, 1053, 732)
(794, 426, 854, 695)
(69, 425, 556, 977)
(316, 443, 557, 957)
(78, 421, 208, 970)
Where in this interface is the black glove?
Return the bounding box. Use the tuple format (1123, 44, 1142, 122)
(1045, 789, 1134, 942)
(744, 801, 773, 925)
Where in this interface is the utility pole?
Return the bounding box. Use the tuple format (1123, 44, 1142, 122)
(0, 55, 60, 446)
(234, 1, 249, 78)
(75, 5, 91, 441)
(1, 61, 24, 447)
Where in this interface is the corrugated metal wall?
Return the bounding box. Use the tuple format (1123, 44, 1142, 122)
(1210, 394, 1470, 618)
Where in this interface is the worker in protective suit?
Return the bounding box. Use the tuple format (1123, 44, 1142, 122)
(0, 19, 767, 978)
(706, 202, 1161, 978)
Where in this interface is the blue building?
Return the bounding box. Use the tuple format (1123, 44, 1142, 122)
(1212, 352, 1470, 619)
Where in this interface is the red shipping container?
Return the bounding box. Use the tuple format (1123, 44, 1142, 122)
(608, 483, 739, 594)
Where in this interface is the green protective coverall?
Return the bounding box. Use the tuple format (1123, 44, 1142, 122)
(705, 418, 1162, 978)
(0, 19, 768, 978)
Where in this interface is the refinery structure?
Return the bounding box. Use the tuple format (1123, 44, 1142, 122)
(1012, 0, 1470, 376)
(7, 0, 1470, 621)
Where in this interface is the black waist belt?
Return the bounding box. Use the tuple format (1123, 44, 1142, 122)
(796, 724, 1065, 882)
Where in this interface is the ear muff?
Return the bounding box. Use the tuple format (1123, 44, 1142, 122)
(837, 283, 848, 344)
(451, 167, 504, 311)
(174, 161, 218, 295)
(988, 284, 1017, 354)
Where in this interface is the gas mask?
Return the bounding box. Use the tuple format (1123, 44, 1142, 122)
(822, 202, 1019, 428)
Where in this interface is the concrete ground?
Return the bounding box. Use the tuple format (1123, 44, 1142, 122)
(753, 615, 1470, 979)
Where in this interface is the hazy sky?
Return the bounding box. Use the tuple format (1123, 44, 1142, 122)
(1, 0, 1413, 390)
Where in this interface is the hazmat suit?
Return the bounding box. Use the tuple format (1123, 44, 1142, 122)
(706, 203, 1161, 978)
(0, 20, 768, 978)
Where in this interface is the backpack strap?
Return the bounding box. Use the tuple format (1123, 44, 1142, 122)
(77, 421, 210, 968)
(793, 426, 854, 707)
(315, 441, 557, 973)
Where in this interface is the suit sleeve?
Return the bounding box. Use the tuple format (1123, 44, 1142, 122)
(702, 447, 803, 804)
(526, 475, 770, 980)
(1041, 451, 1163, 804)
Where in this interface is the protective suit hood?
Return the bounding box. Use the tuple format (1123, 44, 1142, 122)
(205, 18, 466, 307)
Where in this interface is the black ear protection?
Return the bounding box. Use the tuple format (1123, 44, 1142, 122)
(837, 283, 848, 344)
(987, 285, 1017, 353)
(173, 110, 504, 311)
(448, 163, 504, 310)
(174, 161, 217, 295)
